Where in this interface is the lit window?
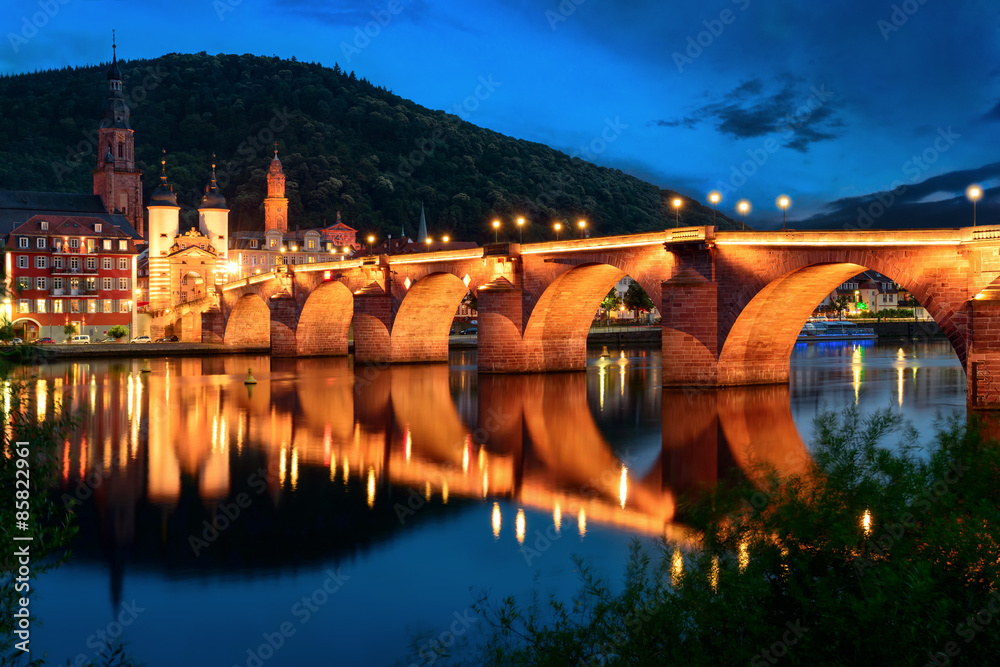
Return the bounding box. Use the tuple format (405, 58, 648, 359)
(95, 223, 102, 233)
(119, 301, 130, 313)
(36, 299, 46, 314)
(85, 278, 96, 291)
(118, 277, 128, 290)
(308, 240, 315, 249)
(70, 300, 80, 313)
(103, 299, 113, 313)
(17, 277, 29, 290)
(69, 278, 79, 290)
(269, 239, 276, 248)
(40, 221, 48, 231)
(18, 300, 29, 313)
(103, 239, 112, 250)
(308, 256, 315, 263)
(53, 300, 63, 314)
(87, 300, 97, 314)
(119, 240, 127, 250)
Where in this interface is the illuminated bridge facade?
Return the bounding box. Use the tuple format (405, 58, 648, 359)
(207, 225, 1000, 408)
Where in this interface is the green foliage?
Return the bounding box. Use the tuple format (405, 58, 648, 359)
(832, 293, 852, 316)
(107, 325, 129, 340)
(600, 288, 622, 321)
(0, 53, 741, 244)
(622, 281, 654, 317)
(459, 407, 1000, 665)
(62, 323, 77, 338)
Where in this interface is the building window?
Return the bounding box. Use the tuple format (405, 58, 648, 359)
(87, 300, 97, 314)
(102, 258, 113, 270)
(34, 256, 47, 269)
(17, 277, 29, 290)
(118, 240, 127, 251)
(251, 239, 258, 248)
(85, 278, 96, 291)
(307, 240, 315, 249)
(36, 237, 45, 249)
(53, 300, 63, 314)
(103, 239, 112, 250)
(118, 277, 129, 291)
(103, 299, 113, 313)
(35, 277, 46, 290)
(86, 258, 96, 270)
(269, 238, 277, 248)
(36, 299, 46, 314)
(40, 221, 48, 231)
(308, 256, 315, 263)
(53, 257, 63, 269)
(70, 300, 80, 313)
(102, 277, 112, 291)
(53, 278, 63, 290)
(18, 237, 28, 248)
(69, 278, 80, 291)
(69, 238, 79, 249)
(119, 258, 129, 270)
(70, 258, 79, 270)
(18, 300, 29, 313)
(86, 239, 95, 253)
(16, 256, 27, 269)
(95, 223, 102, 233)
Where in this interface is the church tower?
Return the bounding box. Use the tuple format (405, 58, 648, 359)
(92, 34, 144, 237)
(264, 145, 288, 234)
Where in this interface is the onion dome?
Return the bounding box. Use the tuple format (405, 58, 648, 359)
(149, 153, 178, 207)
(199, 157, 228, 210)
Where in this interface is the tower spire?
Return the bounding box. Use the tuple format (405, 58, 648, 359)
(418, 202, 428, 242)
(112, 29, 116, 63)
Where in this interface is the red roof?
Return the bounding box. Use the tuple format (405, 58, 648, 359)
(324, 222, 357, 232)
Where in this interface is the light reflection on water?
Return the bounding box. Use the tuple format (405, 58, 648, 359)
(20, 340, 963, 666)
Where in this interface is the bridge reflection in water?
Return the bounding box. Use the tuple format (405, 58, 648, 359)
(31, 352, 819, 588)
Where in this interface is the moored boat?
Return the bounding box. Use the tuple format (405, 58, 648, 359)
(797, 319, 877, 342)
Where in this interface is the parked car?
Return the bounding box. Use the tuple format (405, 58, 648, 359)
(37, 337, 55, 345)
(70, 335, 91, 344)
(96, 337, 115, 343)
(131, 336, 151, 343)
(460, 326, 477, 335)
(10, 338, 23, 345)
(155, 335, 179, 343)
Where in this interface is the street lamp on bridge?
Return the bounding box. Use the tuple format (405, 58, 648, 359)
(967, 184, 983, 227)
(777, 196, 790, 230)
(578, 219, 587, 238)
(554, 222, 562, 241)
(367, 235, 375, 256)
(516, 216, 525, 243)
(708, 191, 721, 225)
(737, 200, 750, 231)
(672, 198, 682, 227)
(492, 219, 500, 243)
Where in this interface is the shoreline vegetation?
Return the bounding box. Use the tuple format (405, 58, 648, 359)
(412, 406, 1000, 666)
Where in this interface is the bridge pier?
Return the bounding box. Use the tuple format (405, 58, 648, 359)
(269, 292, 298, 357)
(968, 297, 1000, 409)
(477, 277, 524, 372)
(201, 306, 224, 344)
(661, 270, 719, 386)
(353, 284, 392, 364)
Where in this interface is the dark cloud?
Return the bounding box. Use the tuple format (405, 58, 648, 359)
(650, 77, 845, 152)
(798, 162, 1000, 229)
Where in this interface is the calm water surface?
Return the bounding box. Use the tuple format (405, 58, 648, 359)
(25, 340, 964, 666)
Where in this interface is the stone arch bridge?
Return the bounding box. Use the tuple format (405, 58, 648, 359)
(203, 226, 1000, 408)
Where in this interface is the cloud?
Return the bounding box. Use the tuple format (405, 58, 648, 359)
(798, 162, 1000, 229)
(649, 77, 845, 152)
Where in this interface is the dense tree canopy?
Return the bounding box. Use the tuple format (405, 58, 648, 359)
(0, 53, 739, 242)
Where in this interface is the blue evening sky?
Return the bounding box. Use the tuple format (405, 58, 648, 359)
(3, 0, 1000, 228)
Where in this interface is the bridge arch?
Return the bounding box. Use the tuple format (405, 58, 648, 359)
(297, 281, 353, 356)
(521, 263, 658, 371)
(391, 272, 468, 363)
(225, 294, 269, 347)
(717, 258, 967, 385)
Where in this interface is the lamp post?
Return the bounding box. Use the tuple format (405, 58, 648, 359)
(967, 184, 982, 227)
(516, 217, 525, 243)
(672, 198, 682, 227)
(737, 200, 750, 231)
(578, 219, 587, 238)
(554, 222, 562, 241)
(492, 219, 500, 243)
(708, 191, 721, 226)
(367, 235, 375, 256)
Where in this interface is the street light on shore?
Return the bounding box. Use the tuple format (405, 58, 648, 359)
(708, 191, 721, 225)
(967, 184, 983, 227)
(737, 200, 750, 231)
(517, 216, 525, 243)
(492, 219, 500, 243)
(672, 198, 682, 227)
(777, 196, 790, 230)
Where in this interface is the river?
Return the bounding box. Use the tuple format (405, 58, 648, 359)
(23, 339, 964, 666)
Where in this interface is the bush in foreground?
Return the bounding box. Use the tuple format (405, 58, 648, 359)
(457, 407, 1000, 666)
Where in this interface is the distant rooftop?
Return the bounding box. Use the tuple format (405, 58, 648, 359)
(0, 190, 142, 239)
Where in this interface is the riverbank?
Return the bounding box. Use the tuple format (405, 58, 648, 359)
(871, 320, 945, 339)
(2, 342, 269, 361)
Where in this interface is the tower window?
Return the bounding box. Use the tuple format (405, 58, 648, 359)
(118, 144, 123, 159)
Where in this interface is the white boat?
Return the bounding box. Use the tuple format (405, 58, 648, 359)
(797, 319, 877, 342)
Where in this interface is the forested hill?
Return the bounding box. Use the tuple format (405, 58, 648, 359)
(0, 52, 739, 241)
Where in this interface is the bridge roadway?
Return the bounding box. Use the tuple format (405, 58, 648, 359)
(183, 224, 1000, 408)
